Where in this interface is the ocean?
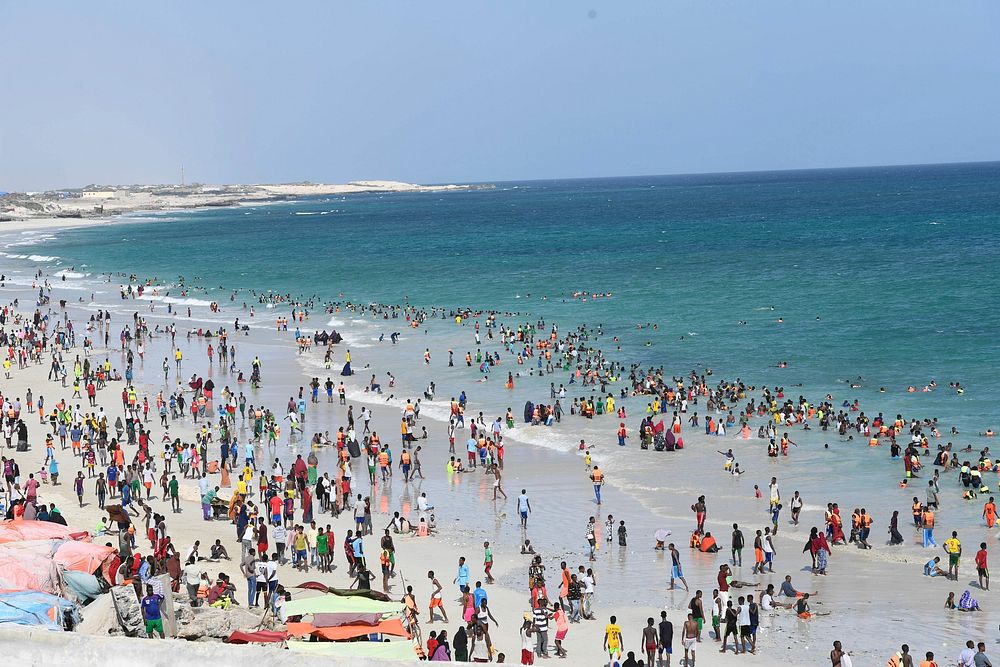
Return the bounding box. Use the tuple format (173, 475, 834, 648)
(12, 162, 1000, 433)
(4, 162, 1000, 655)
(9, 161, 1000, 530)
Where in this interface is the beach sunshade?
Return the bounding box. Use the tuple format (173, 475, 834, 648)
(325, 587, 391, 602)
(286, 617, 408, 641)
(311, 612, 383, 628)
(654, 529, 672, 542)
(226, 630, 288, 644)
(293, 583, 390, 601)
(103, 505, 131, 524)
(282, 594, 403, 617)
(287, 639, 419, 661)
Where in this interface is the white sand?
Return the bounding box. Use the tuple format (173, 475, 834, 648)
(0, 261, 990, 667)
(0, 180, 478, 224)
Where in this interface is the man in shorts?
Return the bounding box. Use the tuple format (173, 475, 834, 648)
(427, 571, 449, 623)
(975, 542, 989, 590)
(658, 610, 674, 667)
(604, 614, 623, 664)
(642, 617, 659, 666)
(688, 590, 705, 640)
(682, 613, 698, 666)
(141, 584, 165, 638)
(943, 531, 962, 580)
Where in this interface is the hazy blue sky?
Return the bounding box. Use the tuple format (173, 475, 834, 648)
(2, 1, 998, 191)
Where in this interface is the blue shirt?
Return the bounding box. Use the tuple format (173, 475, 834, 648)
(473, 586, 487, 608)
(141, 594, 163, 620)
(456, 563, 469, 585)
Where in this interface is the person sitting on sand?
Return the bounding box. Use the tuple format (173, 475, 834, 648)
(795, 593, 812, 619)
(956, 589, 981, 612)
(521, 539, 536, 554)
(698, 532, 720, 553)
(209, 539, 231, 561)
(924, 556, 948, 577)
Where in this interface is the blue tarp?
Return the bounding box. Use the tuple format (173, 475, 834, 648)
(0, 591, 76, 630)
(63, 570, 102, 602)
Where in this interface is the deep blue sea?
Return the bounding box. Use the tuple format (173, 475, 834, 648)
(17, 162, 1000, 434)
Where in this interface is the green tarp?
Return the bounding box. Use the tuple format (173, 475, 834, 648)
(282, 594, 404, 617)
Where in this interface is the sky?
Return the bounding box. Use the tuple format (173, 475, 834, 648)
(2, 1, 999, 191)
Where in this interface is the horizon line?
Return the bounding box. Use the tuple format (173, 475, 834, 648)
(5, 158, 999, 194)
(449, 158, 1000, 188)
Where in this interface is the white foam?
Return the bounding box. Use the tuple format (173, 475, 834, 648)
(5, 254, 59, 262)
(504, 424, 581, 454)
(137, 294, 214, 307)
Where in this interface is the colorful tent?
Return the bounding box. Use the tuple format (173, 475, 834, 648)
(0, 521, 80, 544)
(0, 549, 64, 595)
(54, 541, 116, 575)
(0, 591, 76, 630)
(286, 617, 408, 641)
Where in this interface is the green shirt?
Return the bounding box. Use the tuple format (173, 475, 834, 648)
(317, 533, 329, 554)
(169, 479, 179, 497)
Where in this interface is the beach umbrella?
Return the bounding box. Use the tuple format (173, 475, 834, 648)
(653, 529, 672, 542)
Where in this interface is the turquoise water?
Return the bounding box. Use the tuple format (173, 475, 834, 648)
(5, 163, 1000, 656)
(18, 162, 1000, 433)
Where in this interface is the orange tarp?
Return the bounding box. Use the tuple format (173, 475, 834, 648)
(285, 618, 409, 641)
(0, 521, 78, 544)
(54, 541, 116, 574)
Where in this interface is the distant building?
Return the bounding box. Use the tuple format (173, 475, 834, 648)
(82, 190, 115, 199)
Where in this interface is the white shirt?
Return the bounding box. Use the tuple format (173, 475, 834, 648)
(183, 562, 202, 586)
(760, 593, 774, 611)
(738, 604, 750, 625)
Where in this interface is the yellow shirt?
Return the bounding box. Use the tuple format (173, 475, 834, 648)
(944, 537, 961, 554)
(605, 623, 621, 649)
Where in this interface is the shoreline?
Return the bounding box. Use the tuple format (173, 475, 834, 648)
(0, 223, 995, 664)
(0, 179, 487, 231)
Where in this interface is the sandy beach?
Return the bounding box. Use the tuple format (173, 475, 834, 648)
(0, 235, 994, 667)
(0, 180, 481, 227)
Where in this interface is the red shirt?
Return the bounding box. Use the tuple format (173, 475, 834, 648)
(976, 549, 988, 568)
(717, 570, 730, 592)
